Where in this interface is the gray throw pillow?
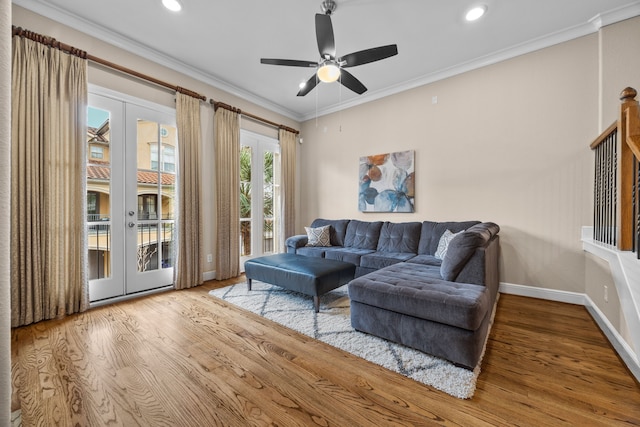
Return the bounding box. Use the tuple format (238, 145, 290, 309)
(305, 225, 332, 247)
(440, 231, 485, 281)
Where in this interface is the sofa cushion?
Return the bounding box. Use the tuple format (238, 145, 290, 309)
(417, 220, 481, 255)
(324, 247, 375, 265)
(305, 225, 332, 247)
(376, 221, 422, 253)
(441, 222, 500, 281)
(310, 218, 350, 247)
(343, 220, 383, 250)
(295, 246, 338, 258)
(360, 251, 417, 270)
(348, 262, 490, 331)
(404, 254, 442, 266)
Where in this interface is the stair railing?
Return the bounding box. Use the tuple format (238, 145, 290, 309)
(591, 87, 640, 257)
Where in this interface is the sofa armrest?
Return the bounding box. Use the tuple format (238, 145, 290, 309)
(455, 235, 500, 299)
(285, 234, 308, 253)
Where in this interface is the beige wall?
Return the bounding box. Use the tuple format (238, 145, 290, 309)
(12, 5, 300, 275)
(300, 33, 598, 293)
(600, 16, 640, 128)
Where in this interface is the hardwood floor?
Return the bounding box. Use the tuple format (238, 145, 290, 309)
(11, 276, 640, 426)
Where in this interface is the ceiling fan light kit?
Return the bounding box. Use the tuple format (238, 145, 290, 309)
(317, 63, 340, 83)
(260, 0, 398, 96)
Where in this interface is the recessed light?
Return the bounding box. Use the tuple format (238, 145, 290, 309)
(465, 5, 487, 22)
(162, 0, 182, 12)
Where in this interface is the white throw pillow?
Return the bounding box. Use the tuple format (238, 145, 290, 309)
(305, 225, 332, 247)
(435, 229, 464, 260)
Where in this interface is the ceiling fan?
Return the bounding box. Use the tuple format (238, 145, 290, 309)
(260, 0, 398, 96)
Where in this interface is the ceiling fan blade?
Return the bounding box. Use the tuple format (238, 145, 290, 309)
(261, 58, 317, 67)
(315, 13, 336, 58)
(339, 44, 398, 68)
(339, 69, 367, 94)
(297, 74, 319, 96)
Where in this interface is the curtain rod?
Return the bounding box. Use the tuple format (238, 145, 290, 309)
(211, 100, 299, 135)
(12, 26, 206, 101)
(12, 25, 299, 135)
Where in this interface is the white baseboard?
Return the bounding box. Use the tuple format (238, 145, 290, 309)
(500, 282, 640, 383)
(499, 282, 586, 305)
(584, 294, 640, 382)
(203, 270, 216, 281)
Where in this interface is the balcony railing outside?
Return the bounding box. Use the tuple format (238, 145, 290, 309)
(87, 221, 175, 279)
(240, 218, 274, 257)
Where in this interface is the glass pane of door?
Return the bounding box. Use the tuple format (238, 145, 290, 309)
(240, 145, 252, 257)
(136, 119, 161, 273)
(87, 107, 112, 280)
(240, 131, 280, 268)
(87, 94, 125, 302)
(126, 105, 176, 294)
(160, 124, 176, 269)
(263, 150, 274, 254)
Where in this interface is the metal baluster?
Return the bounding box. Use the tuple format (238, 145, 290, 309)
(595, 144, 601, 242)
(612, 134, 617, 245)
(637, 156, 640, 258)
(605, 137, 613, 244)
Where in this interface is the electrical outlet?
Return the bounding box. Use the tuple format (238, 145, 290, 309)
(604, 285, 609, 303)
(207, 254, 213, 263)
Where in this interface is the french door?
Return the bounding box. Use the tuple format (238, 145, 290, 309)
(87, 90, 177, 302)
(240, 130, 281, 268)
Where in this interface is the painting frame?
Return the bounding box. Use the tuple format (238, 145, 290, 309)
(358, 149, 415, 212)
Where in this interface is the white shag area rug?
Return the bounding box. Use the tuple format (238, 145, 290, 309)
(209, 281, 496, 399)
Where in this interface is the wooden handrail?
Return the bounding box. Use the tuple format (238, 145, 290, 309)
(591, 121, 618, 149)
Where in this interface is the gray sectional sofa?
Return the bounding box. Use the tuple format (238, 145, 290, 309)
(286, 218, 500, 369)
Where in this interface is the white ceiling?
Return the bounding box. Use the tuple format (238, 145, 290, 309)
(14, 0, 640, 122)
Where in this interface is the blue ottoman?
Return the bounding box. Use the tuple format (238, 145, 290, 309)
(244, 253, 356, 312)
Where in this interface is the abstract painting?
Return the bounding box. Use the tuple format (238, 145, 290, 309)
(359, 150, 415, 212)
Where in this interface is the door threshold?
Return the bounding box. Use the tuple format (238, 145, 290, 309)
(89, 285, 174, 308)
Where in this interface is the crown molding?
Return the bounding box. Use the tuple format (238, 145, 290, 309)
(590, 0, 640, 29)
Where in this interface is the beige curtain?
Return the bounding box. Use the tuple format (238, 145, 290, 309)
(214, 107, 240, 279)
(174, 92, 203, 289)
(279, 128, 297, 246)
(11, 35, 89, 327)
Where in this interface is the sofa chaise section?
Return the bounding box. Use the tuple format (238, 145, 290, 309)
(348, 222, 500, 369)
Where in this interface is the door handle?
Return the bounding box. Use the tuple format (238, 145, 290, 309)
(128, 222, 136, 228)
